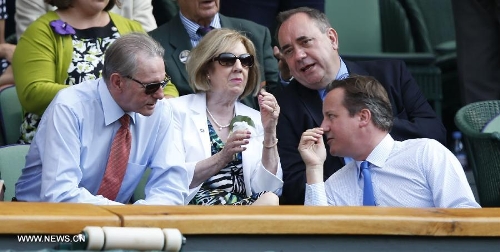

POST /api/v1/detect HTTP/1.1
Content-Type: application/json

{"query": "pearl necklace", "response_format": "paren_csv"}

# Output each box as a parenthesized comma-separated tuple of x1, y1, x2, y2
(206, 107, 232, 130)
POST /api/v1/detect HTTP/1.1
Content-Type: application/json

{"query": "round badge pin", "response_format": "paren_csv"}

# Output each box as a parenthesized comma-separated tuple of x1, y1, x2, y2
(179, 50, 190, 64)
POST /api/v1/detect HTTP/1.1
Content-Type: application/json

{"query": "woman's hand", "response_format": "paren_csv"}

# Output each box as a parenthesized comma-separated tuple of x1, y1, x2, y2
(258, 89, 279, 133)
(219, 129, 251, 163)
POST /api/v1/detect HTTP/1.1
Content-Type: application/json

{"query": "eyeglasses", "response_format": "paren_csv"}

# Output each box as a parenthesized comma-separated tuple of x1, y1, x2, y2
(126, 74, 171, 95)
(212, 53, 254, 68)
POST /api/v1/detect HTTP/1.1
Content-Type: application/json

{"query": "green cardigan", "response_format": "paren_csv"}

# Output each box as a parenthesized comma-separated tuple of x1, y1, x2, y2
(13, 11, 178, 116)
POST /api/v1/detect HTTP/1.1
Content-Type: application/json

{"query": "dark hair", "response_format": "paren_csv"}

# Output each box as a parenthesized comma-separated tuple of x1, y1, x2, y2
(326, 75, 394, 132)
(102, 32, 164, 83)
(275, 7, 331, 43)
(44, 0, 118, 11)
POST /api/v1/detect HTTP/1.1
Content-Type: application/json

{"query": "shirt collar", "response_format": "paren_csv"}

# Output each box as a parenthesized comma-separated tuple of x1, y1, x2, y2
(98, 78, 135, 126)
(356, 133, 394, 177)
(179, 12, 221, 41)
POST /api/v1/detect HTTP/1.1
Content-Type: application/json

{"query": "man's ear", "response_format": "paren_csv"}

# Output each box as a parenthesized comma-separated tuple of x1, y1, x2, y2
(359, 108, 371, 127)
(109, 73, 123, 92)
(327, 28, 339, 50)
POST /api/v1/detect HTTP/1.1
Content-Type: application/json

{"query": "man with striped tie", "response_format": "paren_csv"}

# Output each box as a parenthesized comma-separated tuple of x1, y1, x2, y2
(14, 33, 188, 205)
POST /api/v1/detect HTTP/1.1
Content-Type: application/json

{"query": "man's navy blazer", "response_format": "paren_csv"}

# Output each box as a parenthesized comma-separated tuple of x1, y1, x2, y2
(149, 13, 280, 108)
(275, 59, 446, 205)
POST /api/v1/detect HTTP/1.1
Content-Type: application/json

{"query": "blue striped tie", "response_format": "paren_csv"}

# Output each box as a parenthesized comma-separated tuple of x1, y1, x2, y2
(361, 161, 376, 206)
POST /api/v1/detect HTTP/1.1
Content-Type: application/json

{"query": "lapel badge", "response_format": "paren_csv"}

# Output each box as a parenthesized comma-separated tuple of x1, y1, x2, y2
(179, 50, 190, 64)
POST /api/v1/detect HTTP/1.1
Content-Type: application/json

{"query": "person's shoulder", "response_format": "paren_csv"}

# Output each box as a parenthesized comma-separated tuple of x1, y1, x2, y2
(53, 80, 99, 106)
(149, 14, 180, 36)
(346, 58, 406, 70)
(167, 93, 193, 105)
(398, 137, 445, 152)
(109, 12, 144, 31)
(275, 80, 307, 102)
(221, 14, 268, 32)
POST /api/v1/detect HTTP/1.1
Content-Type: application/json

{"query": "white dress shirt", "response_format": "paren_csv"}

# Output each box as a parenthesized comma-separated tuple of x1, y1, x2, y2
(15, 78, 188, 205)
(305, 134, 480, 208)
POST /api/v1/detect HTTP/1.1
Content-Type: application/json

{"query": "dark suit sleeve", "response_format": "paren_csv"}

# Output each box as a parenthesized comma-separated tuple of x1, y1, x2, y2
(386, 61, 447, 145)
(276, 105, 308, 205)
(275, 85, 343, 205)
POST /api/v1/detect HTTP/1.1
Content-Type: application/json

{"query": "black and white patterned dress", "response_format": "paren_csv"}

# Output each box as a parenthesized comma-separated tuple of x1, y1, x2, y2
(18, 21, 120, 143)
(189, 119, 267, 205)
(0, 0, 9, 74)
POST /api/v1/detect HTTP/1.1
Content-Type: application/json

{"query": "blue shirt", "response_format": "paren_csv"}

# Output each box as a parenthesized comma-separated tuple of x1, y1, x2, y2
(15, 79, 189, 205)
(305, 134, 480, 208)
(179, 12, 221, 47)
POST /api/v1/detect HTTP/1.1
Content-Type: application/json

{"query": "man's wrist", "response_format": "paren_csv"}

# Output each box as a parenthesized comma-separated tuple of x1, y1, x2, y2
(306, 164, 324, 184)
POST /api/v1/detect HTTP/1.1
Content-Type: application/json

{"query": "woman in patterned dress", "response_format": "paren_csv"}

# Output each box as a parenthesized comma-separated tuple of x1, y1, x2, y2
(168, 28, 283, 205)
(12, 0, 178, 144)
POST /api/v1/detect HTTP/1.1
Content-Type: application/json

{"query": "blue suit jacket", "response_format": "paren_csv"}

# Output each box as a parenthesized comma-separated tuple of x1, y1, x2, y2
(149, 13, 280, 108)
(275, 59, 446, 205)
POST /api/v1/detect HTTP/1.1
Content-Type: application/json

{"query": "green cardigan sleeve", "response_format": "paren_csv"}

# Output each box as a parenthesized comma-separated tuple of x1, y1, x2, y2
(13, 11, 68, 116)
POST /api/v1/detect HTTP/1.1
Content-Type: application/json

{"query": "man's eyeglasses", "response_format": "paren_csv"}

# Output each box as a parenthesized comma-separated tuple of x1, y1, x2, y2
(126, 74, 171, 95)
(212, 53, 254, 68)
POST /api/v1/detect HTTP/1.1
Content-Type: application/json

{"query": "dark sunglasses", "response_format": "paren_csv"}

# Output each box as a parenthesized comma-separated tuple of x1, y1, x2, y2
(126, 74, 171, 95)
(212, 53, 254, 68)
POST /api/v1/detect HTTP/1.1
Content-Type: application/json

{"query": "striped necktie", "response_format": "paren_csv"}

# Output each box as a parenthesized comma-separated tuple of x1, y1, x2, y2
(197, 26, 213, 36)
(98, 115, 132, 200)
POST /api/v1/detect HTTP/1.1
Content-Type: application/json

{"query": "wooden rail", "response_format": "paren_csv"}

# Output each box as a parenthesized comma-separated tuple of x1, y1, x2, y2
(1, 202, 500, 237)
(0, 202, 120, 234)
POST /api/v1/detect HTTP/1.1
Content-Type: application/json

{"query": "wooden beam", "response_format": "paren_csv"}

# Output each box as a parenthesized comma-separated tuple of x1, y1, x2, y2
(0, 202, 121, 234)
(102, 205, 500, 236)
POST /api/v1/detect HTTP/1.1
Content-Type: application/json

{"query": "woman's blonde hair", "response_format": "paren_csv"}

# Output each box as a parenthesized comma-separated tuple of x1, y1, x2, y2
(186, 28, 261, 99)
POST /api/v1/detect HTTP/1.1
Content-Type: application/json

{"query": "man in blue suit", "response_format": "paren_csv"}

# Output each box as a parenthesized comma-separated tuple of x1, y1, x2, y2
(274, 7, 446, 205)
(149, 0, 280, 109)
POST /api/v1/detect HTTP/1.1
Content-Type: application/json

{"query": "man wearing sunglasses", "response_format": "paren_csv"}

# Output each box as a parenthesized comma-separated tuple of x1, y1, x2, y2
(15, 33, 189, 205)
(149, 0, 280, 109)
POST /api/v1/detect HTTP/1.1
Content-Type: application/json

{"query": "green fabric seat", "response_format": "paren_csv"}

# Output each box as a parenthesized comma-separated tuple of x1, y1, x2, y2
(0, 144, 30, 201)
(325, 0, 443, 118)
(0, 85, 23, 145)
(455, 100, 500, 207)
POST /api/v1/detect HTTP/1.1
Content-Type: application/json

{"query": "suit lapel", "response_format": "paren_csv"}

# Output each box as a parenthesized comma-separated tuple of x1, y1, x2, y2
(294, 81, 324, 127)
(190, 94, 212, 158)
(344, 60, 370, 76)
(168, 15, 192, 85)
(219, 14, 236, 30)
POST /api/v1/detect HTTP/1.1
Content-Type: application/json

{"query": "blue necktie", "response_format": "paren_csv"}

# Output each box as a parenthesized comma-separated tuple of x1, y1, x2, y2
(197, 26, 213, 36)
(361, 161, 376, 206)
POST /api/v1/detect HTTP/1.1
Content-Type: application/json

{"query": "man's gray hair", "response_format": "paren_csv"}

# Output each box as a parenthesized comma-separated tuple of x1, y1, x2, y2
(102, 32, 165, 83)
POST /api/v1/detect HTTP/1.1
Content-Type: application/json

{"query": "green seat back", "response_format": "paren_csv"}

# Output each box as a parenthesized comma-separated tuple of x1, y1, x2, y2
(0, 85, 23, 145)
(0, 144, 30, 201)
(455, 100, 500, 207)
(325, 0, 382, 54)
